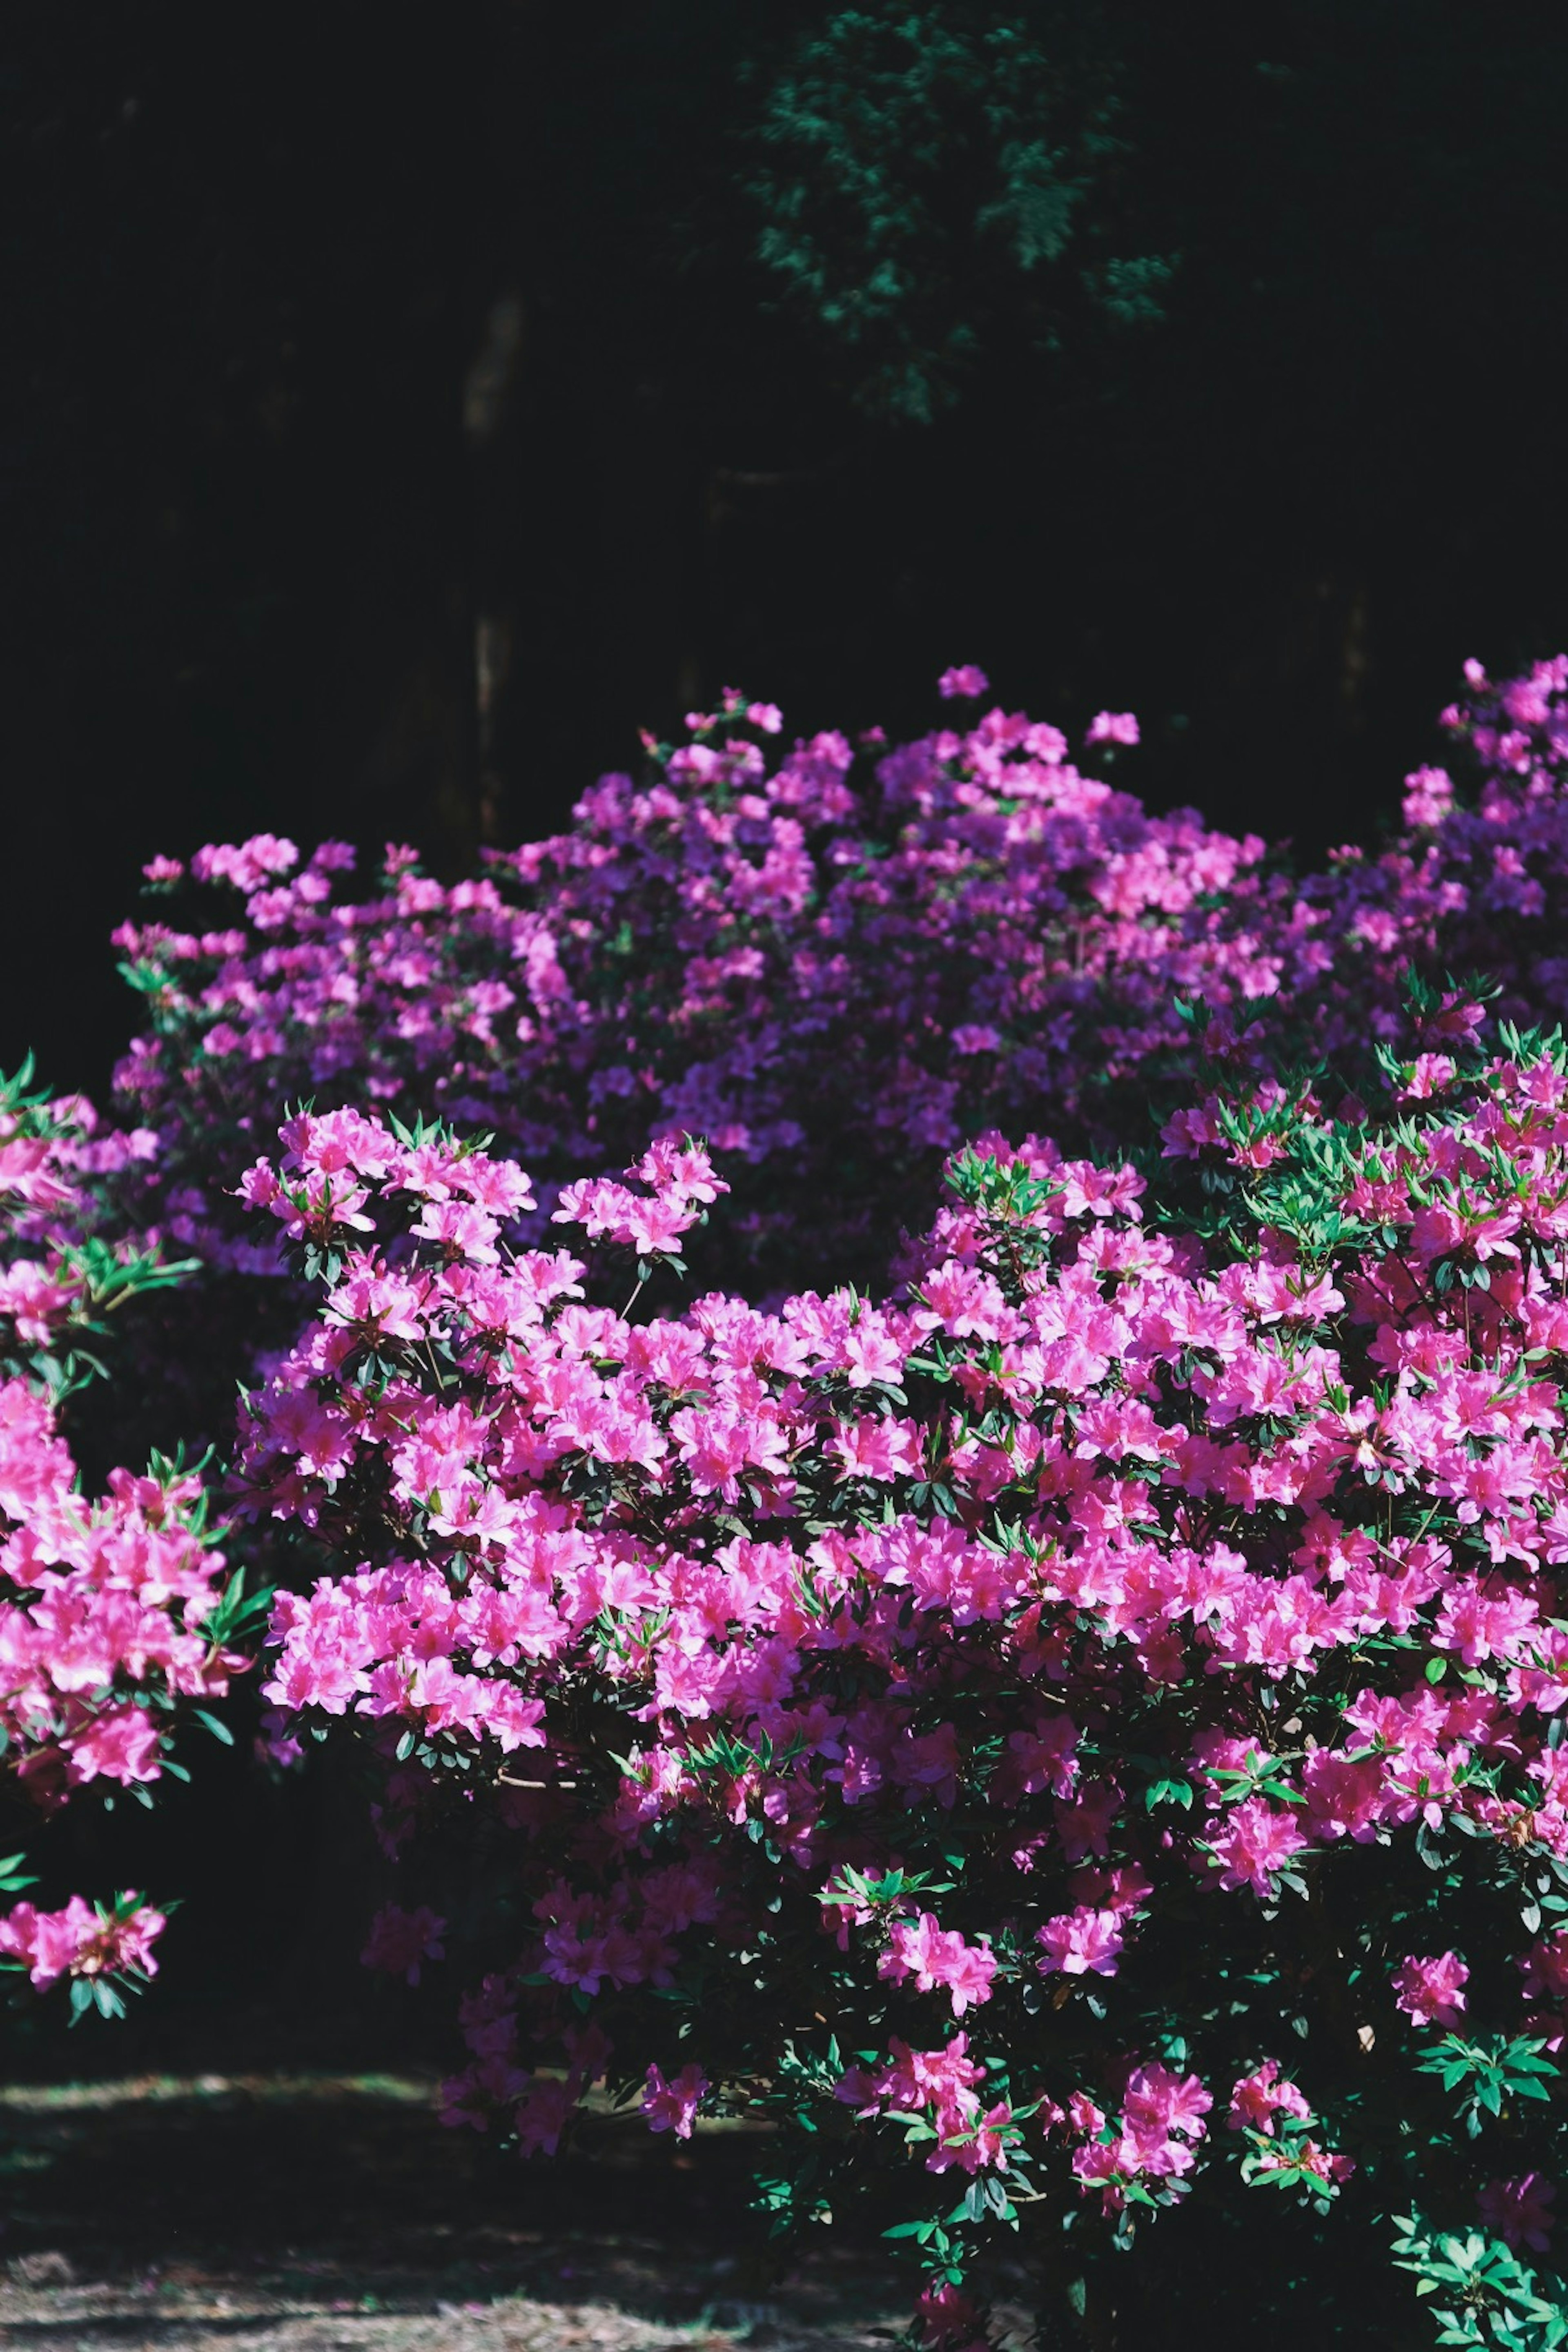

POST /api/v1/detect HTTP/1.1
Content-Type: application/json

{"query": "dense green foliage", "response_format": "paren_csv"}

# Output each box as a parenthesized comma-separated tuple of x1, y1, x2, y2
(748, 0, 1170, 421)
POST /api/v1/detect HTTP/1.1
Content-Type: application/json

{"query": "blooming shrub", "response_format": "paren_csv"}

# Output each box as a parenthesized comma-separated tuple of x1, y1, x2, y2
(229, 1000, 1568, 2342)
(0, 1064, 251, 2021)
(11, 651, 1568, 2329)
(105, 658, 1568, 1335)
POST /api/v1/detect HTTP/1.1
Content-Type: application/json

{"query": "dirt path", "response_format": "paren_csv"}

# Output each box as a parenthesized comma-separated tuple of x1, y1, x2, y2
(0, 2072, 921, 2352)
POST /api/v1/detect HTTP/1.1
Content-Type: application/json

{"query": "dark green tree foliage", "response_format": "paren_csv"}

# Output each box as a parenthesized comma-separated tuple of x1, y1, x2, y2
(747, 2, 1173, 421)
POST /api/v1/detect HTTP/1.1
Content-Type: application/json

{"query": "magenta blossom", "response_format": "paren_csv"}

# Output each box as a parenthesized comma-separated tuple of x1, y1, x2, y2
(1480, 2172, 1557, 2254)
(361, 1902, 448, 1986)
(1392, 1950, 1470, 2028)
(1227, 2060, 1314, 2136)
(0, 1894, 165, 1991)
(1086, 710, 1140, 747)
(641, 2061, 707, 2140)
(878, 1911, 997, 2016)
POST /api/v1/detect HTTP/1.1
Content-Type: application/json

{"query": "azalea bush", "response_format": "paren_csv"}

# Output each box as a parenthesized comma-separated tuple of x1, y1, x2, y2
(223, 995, 1568, 2343)
(0, 1064, 252, 2022)
(10, 653, 1568, 2335)
(104, 657, 1568, 1341)
(109, 684, 1306, 1317)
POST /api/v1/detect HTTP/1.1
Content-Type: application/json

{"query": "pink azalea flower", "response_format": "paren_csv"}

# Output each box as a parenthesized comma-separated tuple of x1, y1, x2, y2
(1480, 2173, 1556, 2254)
(1086, 710, 1140, 747)
(1036, 1907, 1125, 1978)
(878, 1912, 996, 2016)
(1227, 2060, 1313, 2136)
(1392, 1950, 1470, 2028)
(641, 2062, 707, 2140)
(361, 1903, 448, 1986)
(1207, 1798, 1310, 1895)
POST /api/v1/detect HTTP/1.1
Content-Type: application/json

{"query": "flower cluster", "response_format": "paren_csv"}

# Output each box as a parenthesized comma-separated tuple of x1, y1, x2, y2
(232, 1003, 1568, 2334)
(0, 1358, 245, 2022)
(0, 1061, 247, 2023)
(0, 1374, 241, 1810)
(0, 1891, 164, 2004)
(0, 1059, 186, 1401)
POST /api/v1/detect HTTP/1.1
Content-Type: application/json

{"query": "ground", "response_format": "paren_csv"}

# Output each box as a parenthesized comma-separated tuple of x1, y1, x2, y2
(0, 2070, 930, 2352)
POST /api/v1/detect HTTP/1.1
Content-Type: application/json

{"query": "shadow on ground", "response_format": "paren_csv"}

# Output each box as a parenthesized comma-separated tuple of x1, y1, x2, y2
(0, 2072, 923, 2352)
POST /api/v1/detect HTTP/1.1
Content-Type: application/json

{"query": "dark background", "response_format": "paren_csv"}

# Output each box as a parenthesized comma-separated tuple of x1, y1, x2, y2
(6, 0, 1568, 1098)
